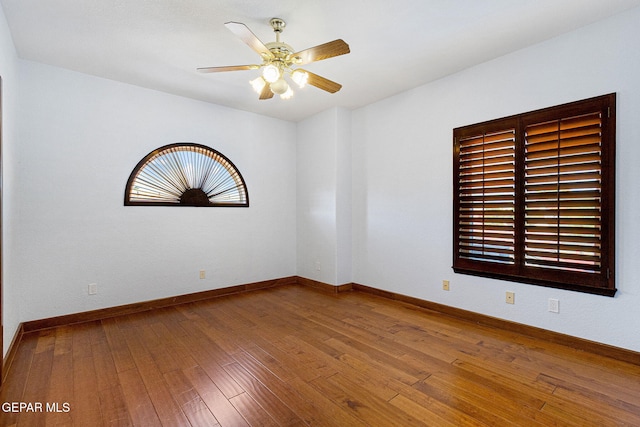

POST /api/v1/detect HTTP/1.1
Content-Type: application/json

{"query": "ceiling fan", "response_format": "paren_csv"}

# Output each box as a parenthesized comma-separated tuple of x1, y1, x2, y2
(197, 18, 350, 100)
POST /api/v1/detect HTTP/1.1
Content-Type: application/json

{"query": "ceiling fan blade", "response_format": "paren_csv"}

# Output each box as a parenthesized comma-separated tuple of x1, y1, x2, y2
(197, 65, 258, 73)
(259, 83, 274, 100)
(289, 39, 350, 65)
(225, 21, 274, 60)
(304, 70, 342, 93)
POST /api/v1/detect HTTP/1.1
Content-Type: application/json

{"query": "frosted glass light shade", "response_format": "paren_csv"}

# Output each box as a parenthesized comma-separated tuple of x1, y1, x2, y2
(270, 77, 289, 95)
(291, 69, 308, 88)
(250, 77, 266, 94)
(262, 64, 280, 83)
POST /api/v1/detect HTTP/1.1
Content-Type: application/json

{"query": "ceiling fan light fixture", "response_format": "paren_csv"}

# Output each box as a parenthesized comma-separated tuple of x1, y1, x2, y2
(270, 77, 289, 95)
(249, 76, 266, 94)
(291, 69, 308, 88)
(198, 18, 350, 101)
(262, 63, 280, 83)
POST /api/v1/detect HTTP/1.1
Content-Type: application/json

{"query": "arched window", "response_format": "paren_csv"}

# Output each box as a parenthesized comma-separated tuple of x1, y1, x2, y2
(124, 143, 249, 207)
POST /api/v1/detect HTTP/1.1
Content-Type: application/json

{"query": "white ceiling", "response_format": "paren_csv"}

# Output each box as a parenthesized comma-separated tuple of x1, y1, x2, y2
(2, 0, 640, 122)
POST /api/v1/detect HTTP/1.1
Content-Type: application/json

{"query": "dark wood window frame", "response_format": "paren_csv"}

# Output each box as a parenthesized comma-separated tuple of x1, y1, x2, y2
(453, 94, 616, 296)
(125, 143, 249, 207)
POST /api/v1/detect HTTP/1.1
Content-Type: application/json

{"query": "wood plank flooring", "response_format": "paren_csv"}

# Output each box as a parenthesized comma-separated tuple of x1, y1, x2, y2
(2, 285, 639, 426)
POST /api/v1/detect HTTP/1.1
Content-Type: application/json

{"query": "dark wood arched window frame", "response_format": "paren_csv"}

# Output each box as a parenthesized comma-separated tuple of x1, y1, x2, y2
(125, 143, 249, 207)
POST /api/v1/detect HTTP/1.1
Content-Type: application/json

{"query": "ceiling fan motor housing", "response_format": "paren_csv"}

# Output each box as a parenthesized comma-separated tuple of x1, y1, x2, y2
(265, 42, 296, 66)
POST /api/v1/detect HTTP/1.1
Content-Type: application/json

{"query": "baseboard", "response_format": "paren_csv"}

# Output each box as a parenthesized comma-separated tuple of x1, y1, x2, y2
(21, 276, 297, 333)
(296, 276, 353, 293)
(350, 282, 640, 366)
(2, 323, 24, 385)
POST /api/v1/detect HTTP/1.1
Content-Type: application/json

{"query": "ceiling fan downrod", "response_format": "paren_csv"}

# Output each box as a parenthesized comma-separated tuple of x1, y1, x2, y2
(270, 18, 286, 43)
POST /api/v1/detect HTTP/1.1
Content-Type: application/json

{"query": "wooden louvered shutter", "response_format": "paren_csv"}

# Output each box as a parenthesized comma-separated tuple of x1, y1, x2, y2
(524, 113, 603, 274)
(453, 93, 615, 296)
(457, 129, 516, 265)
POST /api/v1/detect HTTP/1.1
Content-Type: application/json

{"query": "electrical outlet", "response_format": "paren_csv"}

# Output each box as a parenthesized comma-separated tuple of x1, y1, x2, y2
(442, 280, 450, 291)
(199, 270, 206, 279)
(548, 298, 559, 313)
(506, 291, 515, 304)
(88, 283, 98, 295)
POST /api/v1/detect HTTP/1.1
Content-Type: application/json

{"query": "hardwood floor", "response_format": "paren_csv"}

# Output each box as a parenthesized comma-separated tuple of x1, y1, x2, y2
(1, 284, 639, 426)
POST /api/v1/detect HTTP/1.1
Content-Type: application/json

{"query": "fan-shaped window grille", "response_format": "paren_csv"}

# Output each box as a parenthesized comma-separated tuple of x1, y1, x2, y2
(125, 143, 249, 207)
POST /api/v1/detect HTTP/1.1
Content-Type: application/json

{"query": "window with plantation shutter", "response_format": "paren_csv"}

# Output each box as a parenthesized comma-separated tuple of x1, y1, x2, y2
(453, 94, 616, 296)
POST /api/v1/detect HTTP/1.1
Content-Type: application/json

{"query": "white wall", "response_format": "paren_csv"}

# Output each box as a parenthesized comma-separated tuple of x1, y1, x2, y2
(351, 7, 640, 352)
(0, 3, 20, 356)
(10, 60, 297, 328)
(335, 109, 352, 285)
(297, 107, 352, 285)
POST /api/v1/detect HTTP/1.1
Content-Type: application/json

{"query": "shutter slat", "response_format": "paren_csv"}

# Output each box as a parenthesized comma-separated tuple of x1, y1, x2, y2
(460, 225, 515, 234)
(526, 241, 600, 253)
(461, 157, 514, 169)
(461, 203, 515, 211)
(525, 253, 601, 268)
(526, 163, 601, 178)
(526, 132, 601, 151)
(526, 216, 601, 226)
(525, 181, 601, 193)
(526, 153, 601, 169)
(461, 179, 516, 190)
(526, 199, 601, 209)
(526, 143, 601, 161)
(525, 171, 600, 185)
(525, 226, 601, 237)
(525, 190, 601, 201)
(526, 237, 602, 246)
